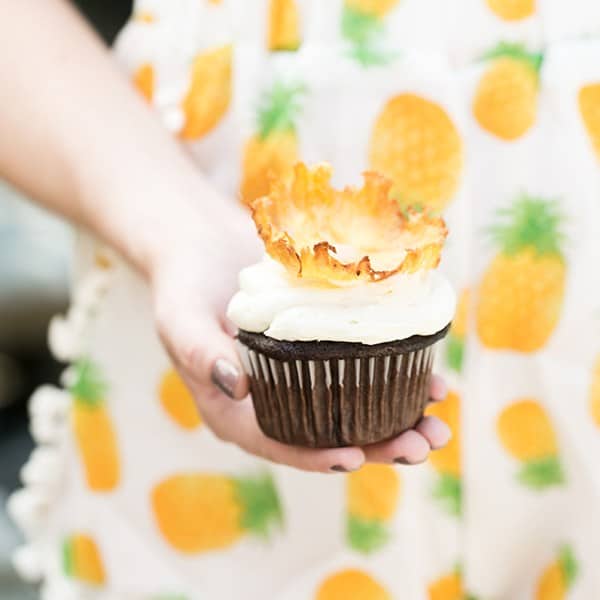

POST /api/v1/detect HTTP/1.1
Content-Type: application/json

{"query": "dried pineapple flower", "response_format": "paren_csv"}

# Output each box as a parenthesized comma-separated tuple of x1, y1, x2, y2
(250, 162, 448, 284)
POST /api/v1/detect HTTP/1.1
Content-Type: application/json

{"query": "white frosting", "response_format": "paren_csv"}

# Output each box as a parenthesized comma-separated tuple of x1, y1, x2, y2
(227, 257, 456, 345)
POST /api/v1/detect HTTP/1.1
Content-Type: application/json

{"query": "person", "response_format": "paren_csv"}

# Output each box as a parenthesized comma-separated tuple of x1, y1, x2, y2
(4, 1, 600, 599)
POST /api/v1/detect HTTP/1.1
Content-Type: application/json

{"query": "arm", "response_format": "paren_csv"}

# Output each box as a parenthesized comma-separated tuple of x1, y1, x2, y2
(0, 0, 450, 471)
(0, 0, 206, 273)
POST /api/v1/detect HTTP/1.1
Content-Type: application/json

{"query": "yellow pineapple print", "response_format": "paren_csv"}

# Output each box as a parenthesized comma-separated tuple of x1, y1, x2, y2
(579, 83, 600, 161)
(268, 0, 301, 51)
(497, 399, 564, 489)
(62, 534, 106, 586)
(370, 94, 463, 212)
(345, 0, 399, 17)
(158, 368, 202, 430)
(477, 194, 566, 352)
(70, 360, 120, 492)
(179, 45, 232, 140)
(589, 355, 600, 427)
(133, 10, 156, 23)
(346, 464, 401, 553)
(240, 80, 305, 206)
(315, 569, 391, 600)
(427, 568, 463, 600)
(426, 391, 462, 516)
(536, 546, 578, 600)
(133, 63, 154, 103)
(93, 244, 113, 270)
(473, 44, 542, 141)
(446, 288, 470, 373)
(341, 0, 399, 66)
(486, 0, 535, 21)
(152, 472, 282, 553)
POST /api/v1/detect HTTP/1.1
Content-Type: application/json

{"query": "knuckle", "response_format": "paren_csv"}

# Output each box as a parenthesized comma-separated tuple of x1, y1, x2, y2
(212, 427, 228, 443)
(207, 418, 232, 444)
(179, 340, 203, 375)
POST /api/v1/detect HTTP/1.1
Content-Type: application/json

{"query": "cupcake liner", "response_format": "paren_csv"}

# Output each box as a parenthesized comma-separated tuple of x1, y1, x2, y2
(236, 326, 449, 448)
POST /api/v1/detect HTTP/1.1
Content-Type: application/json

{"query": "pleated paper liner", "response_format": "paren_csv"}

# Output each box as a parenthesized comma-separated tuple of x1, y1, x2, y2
(236, 325, 450, 448)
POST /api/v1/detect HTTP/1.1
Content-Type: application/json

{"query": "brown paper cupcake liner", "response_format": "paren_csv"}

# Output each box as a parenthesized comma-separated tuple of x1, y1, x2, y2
(236, 325, 449, 448)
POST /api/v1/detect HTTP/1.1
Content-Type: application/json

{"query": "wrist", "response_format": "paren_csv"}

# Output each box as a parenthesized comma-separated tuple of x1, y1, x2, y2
(81, 166, 218, 281)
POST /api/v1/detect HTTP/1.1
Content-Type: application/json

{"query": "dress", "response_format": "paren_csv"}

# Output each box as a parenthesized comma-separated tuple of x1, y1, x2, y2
(7, 1, 600, 599)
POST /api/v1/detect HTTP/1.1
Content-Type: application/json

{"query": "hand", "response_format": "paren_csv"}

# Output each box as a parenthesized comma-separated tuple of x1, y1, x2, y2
(151, 199, 452, 473)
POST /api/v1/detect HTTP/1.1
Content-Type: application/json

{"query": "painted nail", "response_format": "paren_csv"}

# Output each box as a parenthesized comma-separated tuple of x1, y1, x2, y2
(330, 465, 348, 473)
(394, 457, 427, 465)
(211, 359, 240, 399)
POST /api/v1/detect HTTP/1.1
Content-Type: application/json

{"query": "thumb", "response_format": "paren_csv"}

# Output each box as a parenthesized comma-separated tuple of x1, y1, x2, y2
(158, 309, 249, 400)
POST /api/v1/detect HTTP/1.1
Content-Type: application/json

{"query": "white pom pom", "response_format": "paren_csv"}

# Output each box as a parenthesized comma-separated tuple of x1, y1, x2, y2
(20, 447, 63, 491)
(29, 386, 70, 418)
(6, 489, 49, 539)
(29, 387, 70, 444)
(48, 316, 82, 362)
(30, 415, 68, 445)
(60, 366, 78, 390)
(12, 544, 43, 583)
(40, 578, 86, 600)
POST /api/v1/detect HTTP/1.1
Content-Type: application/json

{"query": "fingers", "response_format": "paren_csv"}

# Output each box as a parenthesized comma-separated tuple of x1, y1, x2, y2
(363, 415, 451, 464)
(428, 373, 448, 403)
(207, 398, 366, 473)
(363, 429, 431, 464)
(255, 436, 366, 474)
(361, 373, 450, 465)
(415, 415, 452, 450)
(156, 305, 248, 400)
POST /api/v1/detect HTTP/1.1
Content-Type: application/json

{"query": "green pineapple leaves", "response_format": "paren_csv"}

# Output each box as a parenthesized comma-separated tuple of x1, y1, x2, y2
(445, 333, 465, 373)
(234, 472, 284, 538)
(517, 455, 565, 489)
(559, 544, 579, 588)
(257, 81, 306, 139)
(347, 515, 391, 554)
(69, 358, 107, 408)
(341, 5, 397, 67)
(432, 473, 462, 517)
(490, 194, 565, 258)
(481, 42, 544, 75)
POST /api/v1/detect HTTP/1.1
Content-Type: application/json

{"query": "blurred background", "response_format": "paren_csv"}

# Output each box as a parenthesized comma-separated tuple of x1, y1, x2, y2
(0, 2, 132, 598)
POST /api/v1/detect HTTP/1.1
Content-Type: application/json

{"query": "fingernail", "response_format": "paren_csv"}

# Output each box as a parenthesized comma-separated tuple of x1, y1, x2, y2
(211, 359, 240, 399)
(330, 465, 347, 472)
(394, 457, 427, 465)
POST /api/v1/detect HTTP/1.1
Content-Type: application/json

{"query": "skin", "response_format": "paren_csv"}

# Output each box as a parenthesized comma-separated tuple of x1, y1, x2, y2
(0, 0, 451, 472)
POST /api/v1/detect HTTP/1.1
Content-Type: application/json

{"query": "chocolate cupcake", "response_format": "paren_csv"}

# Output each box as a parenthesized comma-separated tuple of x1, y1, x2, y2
(228, 163, 455, 448)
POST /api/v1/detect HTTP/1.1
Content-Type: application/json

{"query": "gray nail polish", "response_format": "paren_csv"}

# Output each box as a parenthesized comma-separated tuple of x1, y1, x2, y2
(394, 457, 427, 465)
(330, 465, 348, 473)
(211, 359, 240, 399)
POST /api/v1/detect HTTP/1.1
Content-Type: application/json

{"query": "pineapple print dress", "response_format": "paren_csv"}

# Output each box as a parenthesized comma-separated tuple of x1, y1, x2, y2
(8, 1, 600, 599)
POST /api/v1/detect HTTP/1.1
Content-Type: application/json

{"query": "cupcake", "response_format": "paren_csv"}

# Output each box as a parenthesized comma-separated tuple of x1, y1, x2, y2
(228, 163, 455, 448)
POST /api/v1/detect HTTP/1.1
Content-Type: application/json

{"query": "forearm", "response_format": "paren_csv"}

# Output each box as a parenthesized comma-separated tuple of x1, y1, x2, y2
(0, 0, 213, 276)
